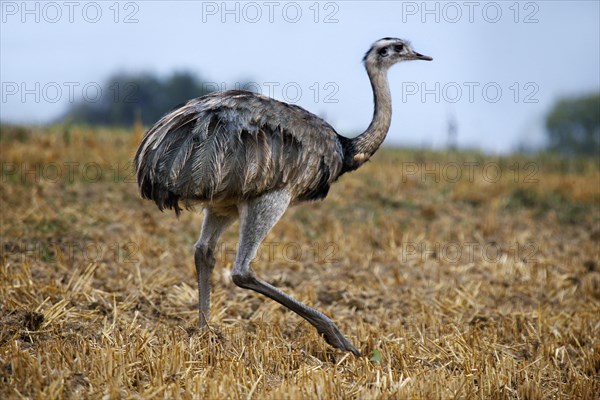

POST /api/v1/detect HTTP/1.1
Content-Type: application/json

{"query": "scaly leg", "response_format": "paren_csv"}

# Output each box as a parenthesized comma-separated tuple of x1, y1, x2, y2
(195, 207, 237, 328)
(231, 189, 360, 356)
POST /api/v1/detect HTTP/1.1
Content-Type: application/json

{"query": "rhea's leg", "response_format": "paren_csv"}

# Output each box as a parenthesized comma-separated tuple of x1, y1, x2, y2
(195, 207, 237, 328)
(230, 189, 360, 356)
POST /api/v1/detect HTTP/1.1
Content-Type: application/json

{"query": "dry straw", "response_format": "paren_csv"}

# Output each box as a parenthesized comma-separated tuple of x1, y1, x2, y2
(1, 125, 598, 399)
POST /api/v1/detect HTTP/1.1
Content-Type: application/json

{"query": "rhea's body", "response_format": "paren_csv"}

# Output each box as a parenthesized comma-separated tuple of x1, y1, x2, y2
(136, 90, 346, 214)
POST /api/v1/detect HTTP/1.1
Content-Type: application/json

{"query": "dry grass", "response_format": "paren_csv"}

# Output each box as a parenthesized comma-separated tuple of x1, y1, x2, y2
(1, 125, 599, 399)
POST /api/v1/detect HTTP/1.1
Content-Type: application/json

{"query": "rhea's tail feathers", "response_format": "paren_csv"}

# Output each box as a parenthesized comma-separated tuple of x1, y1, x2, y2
(138, 175, 183, 216)
(134, 108, 203, 216)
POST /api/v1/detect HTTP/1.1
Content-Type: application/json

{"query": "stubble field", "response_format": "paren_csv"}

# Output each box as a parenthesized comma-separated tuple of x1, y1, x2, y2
(1, 125, 599, 399)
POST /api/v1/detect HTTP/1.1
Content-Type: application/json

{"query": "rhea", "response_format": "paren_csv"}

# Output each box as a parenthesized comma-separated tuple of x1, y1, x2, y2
(135, 38, 432, 356)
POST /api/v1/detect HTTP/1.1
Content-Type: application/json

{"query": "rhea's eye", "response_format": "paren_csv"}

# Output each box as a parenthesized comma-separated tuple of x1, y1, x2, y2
(394, 44, 404, 52)
(378, 48, 389, 57)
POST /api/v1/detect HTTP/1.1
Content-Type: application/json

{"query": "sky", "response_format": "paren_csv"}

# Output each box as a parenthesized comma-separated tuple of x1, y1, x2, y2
(1, 0, 599, 153)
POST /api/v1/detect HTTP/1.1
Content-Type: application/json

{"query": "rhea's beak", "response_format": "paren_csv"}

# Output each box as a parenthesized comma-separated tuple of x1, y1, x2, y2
(413, 52, 433, 61)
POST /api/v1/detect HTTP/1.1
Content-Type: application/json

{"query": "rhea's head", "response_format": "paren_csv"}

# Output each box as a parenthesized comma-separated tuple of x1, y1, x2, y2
(363, 37, 432, 70)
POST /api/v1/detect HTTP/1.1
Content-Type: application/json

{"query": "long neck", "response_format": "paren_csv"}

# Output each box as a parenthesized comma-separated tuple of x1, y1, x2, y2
(342, 65, 392, 172)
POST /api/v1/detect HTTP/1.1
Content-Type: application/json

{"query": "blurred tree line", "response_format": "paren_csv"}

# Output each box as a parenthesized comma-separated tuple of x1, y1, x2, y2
(545, 93, 599, 157)
(65, 72, 213, 126)
(66, 72, 598, 158)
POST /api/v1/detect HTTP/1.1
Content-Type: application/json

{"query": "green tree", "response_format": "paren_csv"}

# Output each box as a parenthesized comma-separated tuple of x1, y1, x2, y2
(546, 93, 600, 157)
(65, 72, 213, 126)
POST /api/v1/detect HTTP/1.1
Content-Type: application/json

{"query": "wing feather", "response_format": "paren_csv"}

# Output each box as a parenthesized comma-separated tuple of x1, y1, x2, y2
(134, 90, 345, 214)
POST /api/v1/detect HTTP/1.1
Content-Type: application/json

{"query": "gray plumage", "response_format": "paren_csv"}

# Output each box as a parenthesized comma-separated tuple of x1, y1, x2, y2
(136, 91, 343, 214)
(134, 38, 432, 356)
